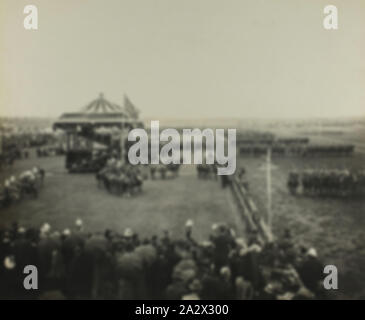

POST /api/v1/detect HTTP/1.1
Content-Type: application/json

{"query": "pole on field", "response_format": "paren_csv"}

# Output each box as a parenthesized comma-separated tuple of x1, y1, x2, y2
(266, 147, 272, 231)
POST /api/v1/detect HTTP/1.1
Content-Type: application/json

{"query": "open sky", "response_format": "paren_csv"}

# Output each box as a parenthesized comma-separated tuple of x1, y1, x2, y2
(0, 0, 364, 119)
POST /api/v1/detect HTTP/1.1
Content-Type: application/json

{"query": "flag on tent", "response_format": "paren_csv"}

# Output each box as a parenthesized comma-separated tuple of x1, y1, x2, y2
(124, 95, 139, 120)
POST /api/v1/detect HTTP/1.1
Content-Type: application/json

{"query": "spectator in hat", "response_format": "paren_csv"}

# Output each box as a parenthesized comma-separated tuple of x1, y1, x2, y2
(296, 248, 324, 294)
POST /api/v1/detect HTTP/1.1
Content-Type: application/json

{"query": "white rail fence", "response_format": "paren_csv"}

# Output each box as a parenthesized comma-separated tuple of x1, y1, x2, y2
(230, 176, 273, 243)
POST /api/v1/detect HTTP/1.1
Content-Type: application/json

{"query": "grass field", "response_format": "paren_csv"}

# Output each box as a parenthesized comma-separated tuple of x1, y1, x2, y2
(238, 154, 365, 299)
(0, 154, 244, 242)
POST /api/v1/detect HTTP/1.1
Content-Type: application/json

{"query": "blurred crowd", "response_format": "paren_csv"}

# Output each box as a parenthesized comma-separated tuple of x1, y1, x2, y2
(302, 145, 355, 157)
(96, 158, 144, 196)
(196, 164, 238, 190)
(239, 144, 354, 157)
(0, 145, 26, 168)
(0, 220, 327, 300)
(0, 126, 62, 168)
(0, 167, 45, 207)
(288, 169, 365, 197)
(36, 147, 64, 158)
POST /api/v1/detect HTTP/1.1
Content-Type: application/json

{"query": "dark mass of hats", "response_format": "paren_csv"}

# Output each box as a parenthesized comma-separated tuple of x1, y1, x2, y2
(0, 220, 326, 300)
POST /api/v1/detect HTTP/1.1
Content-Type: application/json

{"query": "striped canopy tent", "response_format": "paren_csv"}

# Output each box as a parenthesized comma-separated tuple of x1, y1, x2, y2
(53, 93, 142, 131)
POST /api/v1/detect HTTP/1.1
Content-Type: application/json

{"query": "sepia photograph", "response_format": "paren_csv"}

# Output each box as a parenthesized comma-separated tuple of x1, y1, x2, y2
(0, 0, 364, 303)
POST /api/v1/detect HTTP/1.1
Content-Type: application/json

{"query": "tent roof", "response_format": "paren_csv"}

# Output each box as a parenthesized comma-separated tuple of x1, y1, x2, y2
(80, 92, 126, 115)
(53, 93, 142, 130)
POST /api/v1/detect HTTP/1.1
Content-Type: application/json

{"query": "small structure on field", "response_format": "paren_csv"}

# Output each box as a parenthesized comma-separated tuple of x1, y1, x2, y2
(53, 93, 143, 172)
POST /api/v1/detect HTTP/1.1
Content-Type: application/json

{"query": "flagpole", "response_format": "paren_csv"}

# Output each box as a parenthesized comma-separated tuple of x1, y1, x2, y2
(266, 147, 272, 231)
